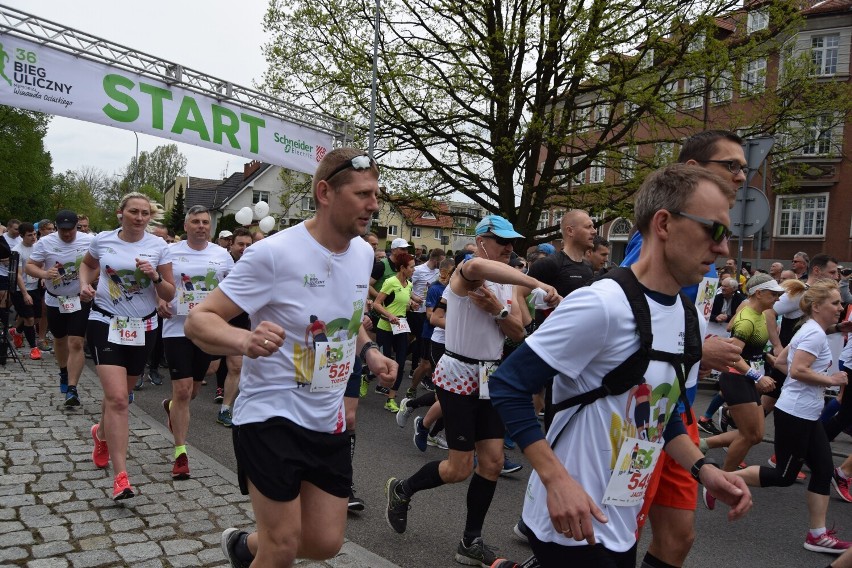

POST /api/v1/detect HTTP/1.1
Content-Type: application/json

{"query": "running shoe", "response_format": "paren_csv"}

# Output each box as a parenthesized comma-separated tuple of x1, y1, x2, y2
(348, 488, 365, 512)
(767, 454, 807, 481)
(64, 388, 80, 407)
(385, 477, 410, 534)
(91, 424, 109, 468)
(413, 416, 428, 452)
(10, 328, 23, 349)
(162, 399, 172, 432)
(702, 486, 716, 510)
(832, 468, 852, 503)
(804, 529, 852, 554)
(422, 381, 436, 392)
(221, 528, 252, 568)
(501, 456, 523, 476)
(148, 368, 163, 386)
(513, 518, 533, 542)
(217, 408, 233, 427)
(359, 376, 369, 398)
(427, 432, 448, 450)
(504, 434, 516, 450)
(38, 339, 52, 352)
(375, 385, 390, 395)
(214, 387, 224, 404)
(406, 387, 417, 399)
(697, 417, 721, 436)
(172, 453, 190, 480)
(455, 537, 500, 567)
(29, 346, 41, 360)
(59, 375, 68, 394)
(112, 471, 135, 501)
(384, 399, 400, 413)
(396, 397, 413, 428)
(128, 392, 134, 405)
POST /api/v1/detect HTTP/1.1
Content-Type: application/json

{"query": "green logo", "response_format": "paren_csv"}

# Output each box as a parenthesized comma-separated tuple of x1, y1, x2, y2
(0, 42, 12, 86)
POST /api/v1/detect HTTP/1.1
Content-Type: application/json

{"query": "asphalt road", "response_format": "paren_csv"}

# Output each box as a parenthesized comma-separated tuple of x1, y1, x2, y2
(126, 362, 852, 568)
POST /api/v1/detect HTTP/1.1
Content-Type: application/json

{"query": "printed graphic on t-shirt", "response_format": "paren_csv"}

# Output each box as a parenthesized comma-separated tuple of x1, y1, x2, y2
(47, 257, 84, 291)
(292, 298, 366, 386)
(104, 262, 153, 305)
(609, 379, 679, 469)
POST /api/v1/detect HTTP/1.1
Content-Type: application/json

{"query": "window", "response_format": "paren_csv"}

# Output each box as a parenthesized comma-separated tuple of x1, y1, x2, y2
(554, 209, 564, 226)
(684, 76, 705, 109)
(801, 115, 837, 156)
(388, 225, 398, 236)
(711, 70, 733, 104)
(411, 227, 421, 238)
(638, 48, 654, 70)
(609, 217, 633, 241)
(777, 194, 827, 237)
(747, 9, 769, 34)
(598, 63, 610, 82)
(688, 32, 704, 53)
(538, 210, 550, 231)
(620, 146, 638, 181)
(421, 212, 436, 220)
(252, 190, 270, 204)
(575, 106, 591, 132)
(662, 81, 678, 112)
(573, 155, 586, 185)
(624, 100, 639, 117)
(741, 58, 766, 95)
(655, 143, 674, 166)
(589, 161, 606, 184)
(301, 197, 316, 211)
(433, 228, 441, 239)
(811, 34, 839, 76)
(593, 103, 610, 127)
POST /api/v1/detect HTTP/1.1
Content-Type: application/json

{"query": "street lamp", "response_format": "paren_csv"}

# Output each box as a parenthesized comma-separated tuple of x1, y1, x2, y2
(133, 131, 139, 190)
(369, 0, 379, 158)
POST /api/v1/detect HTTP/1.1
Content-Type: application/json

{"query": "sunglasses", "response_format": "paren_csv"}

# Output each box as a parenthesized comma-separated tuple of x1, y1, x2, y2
(670, 211, 732, 244)
(700, 159, 750, 176)
(480, 234, 516, 246)
(323, 155, 375, 182)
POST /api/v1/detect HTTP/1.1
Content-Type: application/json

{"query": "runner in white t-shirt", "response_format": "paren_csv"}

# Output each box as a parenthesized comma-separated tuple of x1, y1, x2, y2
(158, 206, 233, 481)
(11, 223, 42, 359)
(185, 148, 397, 568)
(78, 193, 175, 502)
(27, 212, 94, 404)
(490, 165, 752, 567)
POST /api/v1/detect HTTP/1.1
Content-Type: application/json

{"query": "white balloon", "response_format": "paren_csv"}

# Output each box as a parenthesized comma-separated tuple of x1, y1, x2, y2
(259, 216, 276, 233)
(254, 201, 270, 219)
(235, 207, 253, 225)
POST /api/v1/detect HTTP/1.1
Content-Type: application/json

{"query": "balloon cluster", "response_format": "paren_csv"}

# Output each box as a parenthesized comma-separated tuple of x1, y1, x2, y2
(235, 201, 275, 233)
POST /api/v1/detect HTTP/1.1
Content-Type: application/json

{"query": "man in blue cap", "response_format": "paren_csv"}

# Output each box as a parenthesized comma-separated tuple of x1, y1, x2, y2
(385, 214, 559, 566)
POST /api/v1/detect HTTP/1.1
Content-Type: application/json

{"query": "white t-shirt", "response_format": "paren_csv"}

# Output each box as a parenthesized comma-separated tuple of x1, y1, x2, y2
(12, 242, 38, 291)
(774, 291, 804, 319)
(776, 318, 834, 421)
(840, 309, 852, 366)
(411, 263, 439, 313)
(218, 222, 374, 433)
(87, 229, 170, 323)
(162, 241, 234, 338)
(30, 232, 94, 307)
(0, 234, 21, 277)
(521, 278, 693, 553)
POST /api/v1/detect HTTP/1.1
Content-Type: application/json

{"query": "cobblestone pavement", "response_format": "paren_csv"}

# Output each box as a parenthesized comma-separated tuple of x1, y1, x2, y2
(0, 352, 399, 568)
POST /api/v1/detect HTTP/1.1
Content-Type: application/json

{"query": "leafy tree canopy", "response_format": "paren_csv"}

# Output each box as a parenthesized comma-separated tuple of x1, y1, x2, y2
(0, 105, 53, 222)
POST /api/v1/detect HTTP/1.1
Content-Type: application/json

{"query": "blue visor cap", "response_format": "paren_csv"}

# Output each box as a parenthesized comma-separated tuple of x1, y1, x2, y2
(474, 215, 524, 239)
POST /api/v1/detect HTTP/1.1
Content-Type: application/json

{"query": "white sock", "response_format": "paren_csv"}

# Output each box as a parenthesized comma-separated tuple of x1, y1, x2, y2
(220, 405, 230, 413)
(810, 527, 827, 538)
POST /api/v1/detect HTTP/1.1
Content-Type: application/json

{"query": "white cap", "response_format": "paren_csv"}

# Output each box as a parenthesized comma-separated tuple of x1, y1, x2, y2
(218, 230, 233, 238)
(390, 238, 410, 249)
(748, 279, 785, 295)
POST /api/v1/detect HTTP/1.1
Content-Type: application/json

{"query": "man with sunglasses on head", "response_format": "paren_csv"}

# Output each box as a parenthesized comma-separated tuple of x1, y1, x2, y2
(490, 164, 752, 568)
(614, 130, 748, 568)
(385, 214, 559, 567)
(186, 148, 397, 568)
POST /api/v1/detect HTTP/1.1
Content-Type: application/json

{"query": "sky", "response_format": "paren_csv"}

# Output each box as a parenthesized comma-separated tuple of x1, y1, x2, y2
(3, 0, 272, 180)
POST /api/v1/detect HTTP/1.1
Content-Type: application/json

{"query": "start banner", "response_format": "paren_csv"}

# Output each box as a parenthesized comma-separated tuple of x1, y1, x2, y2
(0, 33, 332, 174)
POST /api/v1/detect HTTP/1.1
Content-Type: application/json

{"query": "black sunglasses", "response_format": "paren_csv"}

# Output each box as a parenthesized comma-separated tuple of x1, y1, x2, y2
(480, 234, 516, 246)
(699, 159, 750, 176)
(670, 211, 732, 244)
(323, 155, 375, 182)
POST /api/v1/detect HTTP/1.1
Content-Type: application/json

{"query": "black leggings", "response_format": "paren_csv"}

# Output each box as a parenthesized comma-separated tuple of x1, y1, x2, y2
(824, 367, 852, 441)
(376, 328, 408, 392)
(529, 533, 637, 568)
(758, 408, 833, 495)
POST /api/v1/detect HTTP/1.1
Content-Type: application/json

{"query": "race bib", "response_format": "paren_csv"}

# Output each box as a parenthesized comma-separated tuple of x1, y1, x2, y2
(602, 437, 663, 507)
(479, 361, 498, 400)
(57, 295, 82, 314)
(107, 316, 146, 346)
(391, 317, 411, 335)
(310, 339, 357, 392)
(177, 289, 209, 316)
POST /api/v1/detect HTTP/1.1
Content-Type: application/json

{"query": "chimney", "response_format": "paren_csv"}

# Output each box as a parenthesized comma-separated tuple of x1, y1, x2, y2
(244, 160, 262, 180)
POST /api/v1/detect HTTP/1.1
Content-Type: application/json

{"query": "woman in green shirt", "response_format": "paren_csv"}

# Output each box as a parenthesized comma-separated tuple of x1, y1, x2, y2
(373, 253, 416, 412)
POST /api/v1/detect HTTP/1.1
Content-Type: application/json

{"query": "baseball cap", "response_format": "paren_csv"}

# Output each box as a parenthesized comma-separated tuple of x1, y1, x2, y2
(748, 279, 785, 295)
(474, 215, 524, 239)
(390, 238, 411, 249)
(218, 230, 233, 239)
(537, 243, 556, 255)
(55, 210, 78, 230)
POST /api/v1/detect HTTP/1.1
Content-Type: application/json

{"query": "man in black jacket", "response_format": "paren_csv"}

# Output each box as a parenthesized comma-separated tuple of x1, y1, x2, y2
(709, 277, 745, 326)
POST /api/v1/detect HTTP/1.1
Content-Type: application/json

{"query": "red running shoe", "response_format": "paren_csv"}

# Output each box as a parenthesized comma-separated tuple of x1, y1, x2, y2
(112, 471, 135, 501)
(90, 424, 109, 468)
(172, 453, 190, 480)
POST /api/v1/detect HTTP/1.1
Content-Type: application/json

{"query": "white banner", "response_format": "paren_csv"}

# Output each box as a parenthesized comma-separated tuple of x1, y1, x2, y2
(0, 34, 333, 174)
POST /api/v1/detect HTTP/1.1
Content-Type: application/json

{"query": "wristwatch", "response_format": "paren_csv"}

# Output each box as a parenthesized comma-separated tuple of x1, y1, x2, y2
(690, 457, 719, 483)
(359, 341, 379, 363)
(494, 306, 510, 320)
(152, 272, 163, 284)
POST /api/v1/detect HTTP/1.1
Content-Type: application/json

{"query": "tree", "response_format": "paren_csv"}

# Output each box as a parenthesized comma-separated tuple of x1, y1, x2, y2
(49, 170, 103, 228)
(165, 184, 186, 235)
(0, 105, 53, 221)
(123, 143, 187, 196)
(262, 0, 852, 244)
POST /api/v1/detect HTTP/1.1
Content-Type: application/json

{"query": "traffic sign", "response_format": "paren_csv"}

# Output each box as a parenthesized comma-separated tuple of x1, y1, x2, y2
(729, 186, 771, 238)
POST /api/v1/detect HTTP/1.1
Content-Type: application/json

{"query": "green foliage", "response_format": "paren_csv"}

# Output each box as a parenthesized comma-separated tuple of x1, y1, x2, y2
(216, 213, 238, 234)
(0, 105, 53, 222)
(165, 185, 186, 235)
(262, 0, 852, 245)
(121, 143, 188, 196)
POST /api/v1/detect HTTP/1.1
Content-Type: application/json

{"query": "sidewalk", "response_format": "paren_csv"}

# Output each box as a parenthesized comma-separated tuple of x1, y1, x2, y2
(0, 352, 399, 568)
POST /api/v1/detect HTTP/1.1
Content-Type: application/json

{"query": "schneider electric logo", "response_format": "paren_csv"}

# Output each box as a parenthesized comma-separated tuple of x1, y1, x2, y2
(274, 133, 314, 157)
